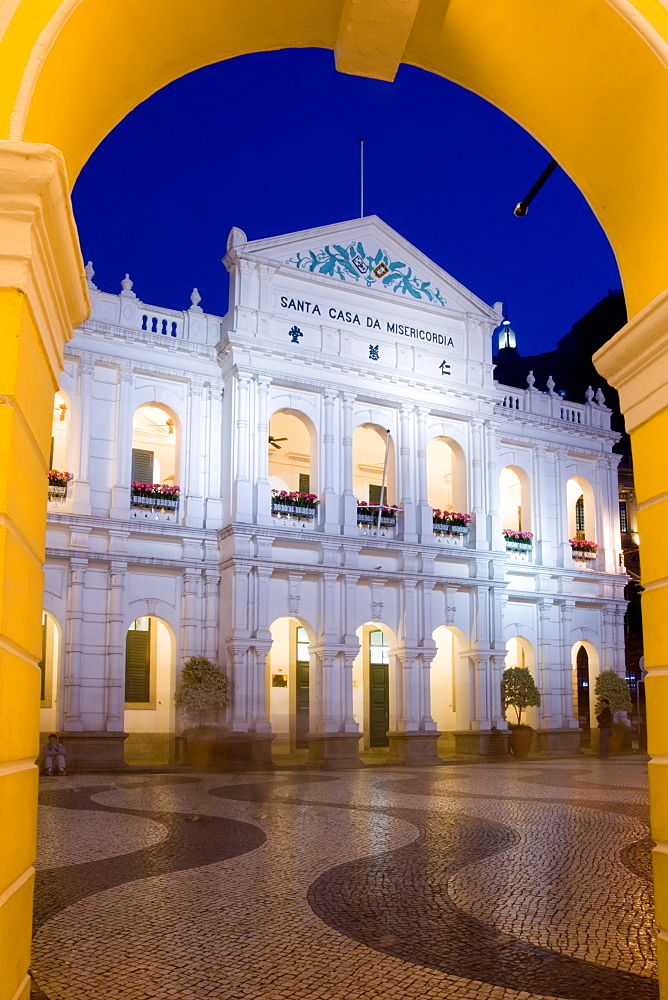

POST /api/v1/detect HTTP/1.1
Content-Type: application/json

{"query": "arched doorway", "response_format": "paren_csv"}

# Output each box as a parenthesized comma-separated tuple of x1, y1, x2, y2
(571, 640, 600, 742)
(266, 615, 314, 754)
(39, 611, 62, 738)
(352, 622, 396, 751)
(124, 615, 175, 765)
(430, 625, 468, 753)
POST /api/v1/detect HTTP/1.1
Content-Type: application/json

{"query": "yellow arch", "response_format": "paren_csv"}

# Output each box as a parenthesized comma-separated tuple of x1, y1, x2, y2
(2, 3, 668, 998)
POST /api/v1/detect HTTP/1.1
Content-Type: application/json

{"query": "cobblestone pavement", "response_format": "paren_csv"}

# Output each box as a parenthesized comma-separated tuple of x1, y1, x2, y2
(31, 759, 657, 1000)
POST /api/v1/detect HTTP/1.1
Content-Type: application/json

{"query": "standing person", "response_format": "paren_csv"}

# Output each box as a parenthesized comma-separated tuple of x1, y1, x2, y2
(596, 698, 613, 758)
(42, 734, 67, 776)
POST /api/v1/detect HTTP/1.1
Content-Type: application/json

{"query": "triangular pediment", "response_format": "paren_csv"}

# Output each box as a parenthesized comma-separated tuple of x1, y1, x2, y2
(230, 217, 496, 320)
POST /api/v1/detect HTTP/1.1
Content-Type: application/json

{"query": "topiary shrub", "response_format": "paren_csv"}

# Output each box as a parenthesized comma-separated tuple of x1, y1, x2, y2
(502, 666, 542, 728)
(594, 669, 633, 713)
(175, 656, 229, 729)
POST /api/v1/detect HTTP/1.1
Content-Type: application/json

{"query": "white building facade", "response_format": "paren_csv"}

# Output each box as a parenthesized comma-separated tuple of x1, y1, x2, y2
(41, 218, 626, 768)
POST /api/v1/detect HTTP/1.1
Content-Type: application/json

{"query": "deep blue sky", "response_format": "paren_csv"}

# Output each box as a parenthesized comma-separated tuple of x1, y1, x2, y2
(72, 49, 621, 356)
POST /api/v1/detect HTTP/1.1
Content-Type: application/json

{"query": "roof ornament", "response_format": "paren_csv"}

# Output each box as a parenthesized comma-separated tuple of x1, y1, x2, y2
(189, 288, 203, 313)
(84, 261, 97, 290)
(585, 386, 595, 403)
(595, 387, 606, 406)
(227, 227, 247, 252)
(546, 375, 556, 395)
(526, 370, 535, 389)
(120, 273, 136, 298)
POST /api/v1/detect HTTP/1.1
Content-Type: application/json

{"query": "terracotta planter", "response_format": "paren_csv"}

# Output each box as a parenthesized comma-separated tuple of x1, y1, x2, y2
(509, 728, 533, 758)
(185, 728, 220, 767)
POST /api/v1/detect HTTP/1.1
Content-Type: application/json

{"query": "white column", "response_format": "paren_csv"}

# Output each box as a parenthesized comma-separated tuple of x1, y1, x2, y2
(249, 639, 272, 733)
(181, 572, 200, 661)
(233, 371, 253, 522)
(256, 375, 273, 526)
(63, 560, 87, 731)
(341, 391, 358, 532)
(110, 364, 134, 519)
(559, 602, 579, 728)
(531, 444, 551, 565)
(416, 405, 432, 537)
(537, 599, 559, 727)
(105, 561, 127, 732)
(184, 381, 204, 527)
(321, 389, 339, 532)
(205, 383, 223, 529)
(601, 606, 617, 672)
(398, 404, 417, 541)
(471, 654, 491, 730)
(71, 360, 94, 515)
(484, 420, 501, 548)
(203, 574, 220, 660)
(228, 643, 249, 732)
(470, 418, 486, 548)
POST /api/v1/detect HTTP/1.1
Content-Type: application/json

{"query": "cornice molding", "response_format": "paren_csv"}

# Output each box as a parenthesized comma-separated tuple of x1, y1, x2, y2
(594, 285, 668, 432)
(0, 141, 89, 375)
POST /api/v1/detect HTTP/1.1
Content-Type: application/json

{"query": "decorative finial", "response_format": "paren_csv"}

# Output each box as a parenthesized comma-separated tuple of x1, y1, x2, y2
(120, 273, 136, 297)
(189, 288, 203, 313)
(85, 261, 97, 290)
(546, 375, 556, 395)
(595, 387, 606, 406)
(526, 370, 535, 389)
(585, 385, 595, 403)
(226, 227, 247, 252)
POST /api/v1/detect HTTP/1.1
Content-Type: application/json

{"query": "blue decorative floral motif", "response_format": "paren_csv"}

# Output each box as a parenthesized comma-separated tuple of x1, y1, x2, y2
(286, 241, 447, 305)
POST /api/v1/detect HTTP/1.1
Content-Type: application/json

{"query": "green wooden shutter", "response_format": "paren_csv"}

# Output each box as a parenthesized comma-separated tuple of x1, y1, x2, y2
(368, 484, 386, 505)
(125, 625, 151, 702)
(131, 449, 154, 483)
(298, 473, 310, 493)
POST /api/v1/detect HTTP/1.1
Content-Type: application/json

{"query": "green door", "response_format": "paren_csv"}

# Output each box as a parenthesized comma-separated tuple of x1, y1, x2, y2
(368, 629, 389, 747)
(295, 627, 310, 749)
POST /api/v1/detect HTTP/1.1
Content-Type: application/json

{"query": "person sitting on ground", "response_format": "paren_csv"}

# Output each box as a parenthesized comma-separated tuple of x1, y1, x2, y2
(43, 734, 67, 776)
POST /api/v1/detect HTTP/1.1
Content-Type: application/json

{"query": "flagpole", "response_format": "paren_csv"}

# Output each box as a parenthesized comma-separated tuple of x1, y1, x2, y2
(376, 429, 391, 533)
(360, 139, 365, 218)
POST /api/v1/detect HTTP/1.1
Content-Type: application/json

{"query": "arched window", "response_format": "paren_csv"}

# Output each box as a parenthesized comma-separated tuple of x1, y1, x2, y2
(50, 390, 70, 472)
(500, 466, 530, 533)
(353, 424, 395, 506)
(131, 404, 178, 487)
(268, 410, 314, 495)
(427, 437, 466, 513)
(566, 477, 595, 543)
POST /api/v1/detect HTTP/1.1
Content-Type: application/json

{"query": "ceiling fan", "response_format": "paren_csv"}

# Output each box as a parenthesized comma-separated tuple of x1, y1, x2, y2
(268, 435, 288, 450)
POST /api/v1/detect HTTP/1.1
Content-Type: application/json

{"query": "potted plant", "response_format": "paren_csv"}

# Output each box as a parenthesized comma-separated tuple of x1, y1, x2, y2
(594, 669, 633, 753)
(432, 508, 471, 535)
(47, 469, 72, 500)
(502, 529, 534, 551)
(174, 656, 229, 766)
(502, 666, 541, 757)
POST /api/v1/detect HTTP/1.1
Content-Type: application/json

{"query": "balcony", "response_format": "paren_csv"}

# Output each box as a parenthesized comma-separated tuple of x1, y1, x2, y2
(357, 504, 398, 538)
(131, 483, 180, 522)
(271, 490, 318, 530)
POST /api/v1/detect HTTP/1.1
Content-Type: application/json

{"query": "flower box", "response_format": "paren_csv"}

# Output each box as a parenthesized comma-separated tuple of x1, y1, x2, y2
(271, 502, 317, 520)
(570, 538, 598, 560)
(357, 505, 398, 527)
(131, 493, 180, 511)
(505, 539, 533, 551)
(48, 483, 68, 501)
(433, 522, 469, 535)
(572, 548, 597, 560)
